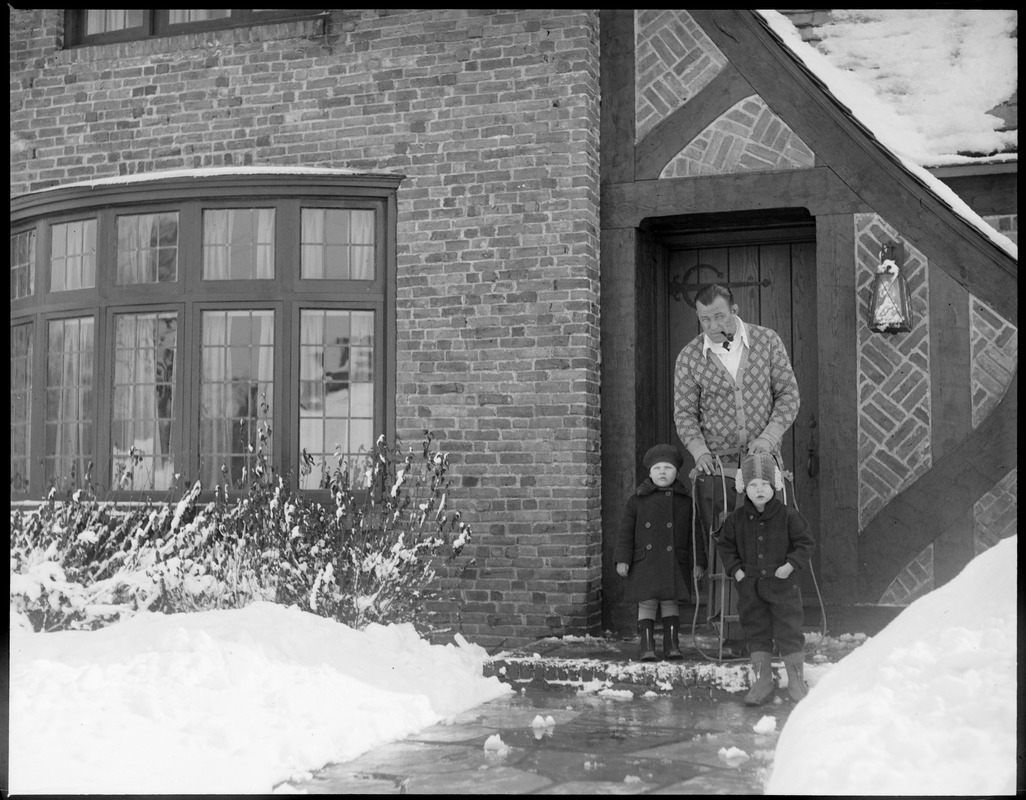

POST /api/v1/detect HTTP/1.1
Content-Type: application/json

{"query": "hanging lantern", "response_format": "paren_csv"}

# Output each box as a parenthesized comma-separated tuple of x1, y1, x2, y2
(868, 242, 913, 333)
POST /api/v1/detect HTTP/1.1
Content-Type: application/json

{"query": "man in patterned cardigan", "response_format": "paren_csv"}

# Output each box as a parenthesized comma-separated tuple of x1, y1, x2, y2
(674, 284, 800, 477)
(674, 283, 801, 649)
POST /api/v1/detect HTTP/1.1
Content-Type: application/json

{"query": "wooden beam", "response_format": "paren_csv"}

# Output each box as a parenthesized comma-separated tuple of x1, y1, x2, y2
(600, 226, 639, 630)
(602, 167, 869, 229)
(815, 215, 859, 604)
(600, 10, 636, 186)
(858, 369, 1017, 602)
(689, 9, 1017, 326)
(929, 266, 974, 589)
(635, 64, 754, 180)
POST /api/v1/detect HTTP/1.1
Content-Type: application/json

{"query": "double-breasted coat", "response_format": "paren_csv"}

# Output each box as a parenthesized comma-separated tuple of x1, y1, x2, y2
(614, 477, 705, 602)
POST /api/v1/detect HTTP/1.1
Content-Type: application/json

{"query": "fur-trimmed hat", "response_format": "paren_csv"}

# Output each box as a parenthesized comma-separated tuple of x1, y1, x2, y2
(735, 452, 783, 493)
(643, 444, 684, 471)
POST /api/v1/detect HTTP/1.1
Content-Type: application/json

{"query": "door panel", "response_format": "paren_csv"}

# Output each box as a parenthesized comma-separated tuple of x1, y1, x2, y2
(662, 231, 821, 598)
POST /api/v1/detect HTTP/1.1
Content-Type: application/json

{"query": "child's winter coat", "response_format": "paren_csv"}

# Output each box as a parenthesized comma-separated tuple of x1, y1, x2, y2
(614, 477, 705, 602)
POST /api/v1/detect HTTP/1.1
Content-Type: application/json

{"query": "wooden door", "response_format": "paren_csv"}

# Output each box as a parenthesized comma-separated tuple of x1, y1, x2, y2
(659, 226, 821, 598)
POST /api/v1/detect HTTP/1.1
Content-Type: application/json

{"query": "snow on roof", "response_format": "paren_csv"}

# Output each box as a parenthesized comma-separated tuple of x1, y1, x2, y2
(25, 165, 404, 195)
(778, 9, 1017, 167)
(759, 10, 1017, 261)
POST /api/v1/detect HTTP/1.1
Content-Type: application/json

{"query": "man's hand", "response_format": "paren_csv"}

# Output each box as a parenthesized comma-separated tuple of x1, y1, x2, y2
(774, 563, 794, 579)
(748, 438, 773, 454)
(695, 453, 715, 475)
(693, 565, 705, 580)
(734, 569, 745, 582)
(616, 562, 629, 577)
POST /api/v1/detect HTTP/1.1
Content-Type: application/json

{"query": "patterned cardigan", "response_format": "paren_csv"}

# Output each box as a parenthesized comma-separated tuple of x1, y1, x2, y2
(673, 323, 800, 462)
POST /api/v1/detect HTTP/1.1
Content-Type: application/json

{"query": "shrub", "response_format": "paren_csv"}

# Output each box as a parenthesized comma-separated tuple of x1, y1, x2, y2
(9, 431, 471, 633)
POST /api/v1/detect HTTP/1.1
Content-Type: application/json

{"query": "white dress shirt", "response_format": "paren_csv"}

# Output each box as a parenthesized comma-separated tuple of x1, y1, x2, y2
(702, 317, 750, 382)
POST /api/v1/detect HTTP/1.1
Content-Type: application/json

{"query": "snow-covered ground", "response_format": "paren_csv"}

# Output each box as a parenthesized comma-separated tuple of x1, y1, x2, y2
(9, 602, 511, 794)
(767, 534, 1017, 795)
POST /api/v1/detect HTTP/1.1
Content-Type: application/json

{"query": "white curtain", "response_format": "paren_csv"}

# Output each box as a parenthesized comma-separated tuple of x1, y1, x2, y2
(200, 312, 230, 487)
(203, 211, 234, 280)
(48, 318, 93, 490)
(112, 314, 164, 491)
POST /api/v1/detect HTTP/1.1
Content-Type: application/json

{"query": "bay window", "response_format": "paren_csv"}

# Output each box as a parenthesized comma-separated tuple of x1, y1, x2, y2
(10, 172, 399, 499)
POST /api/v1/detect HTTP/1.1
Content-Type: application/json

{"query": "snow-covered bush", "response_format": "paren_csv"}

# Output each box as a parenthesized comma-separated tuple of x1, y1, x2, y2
(10, 431, 471, 632)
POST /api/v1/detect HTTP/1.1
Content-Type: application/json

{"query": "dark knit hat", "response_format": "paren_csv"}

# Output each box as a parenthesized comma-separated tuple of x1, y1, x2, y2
(643, 444, 683, 470)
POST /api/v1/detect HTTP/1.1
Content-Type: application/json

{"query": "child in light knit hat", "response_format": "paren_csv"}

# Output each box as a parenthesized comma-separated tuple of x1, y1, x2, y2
(614, 444, 706, 662)
(716, 452, 815, 704)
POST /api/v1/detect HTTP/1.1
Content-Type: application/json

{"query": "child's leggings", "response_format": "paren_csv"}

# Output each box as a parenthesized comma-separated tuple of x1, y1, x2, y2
(638, 599, 679, 621)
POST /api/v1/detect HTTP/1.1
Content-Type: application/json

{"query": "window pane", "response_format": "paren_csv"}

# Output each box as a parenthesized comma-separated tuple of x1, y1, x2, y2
(199, 309, 274, 488)
(116, 212, 179, 284)
(50, 220, 97, 292)
(300, 208, 376, 280)
(299, 309, 376, 488)
(45, 317, 94, 490)
(202, 209, 275, 280)
(169, 10, 232, 24)
(85, 10, 144, 34)
(112, 312, 178, 491)
(11, 323, 33, 492)
(10, 230, 36, 300)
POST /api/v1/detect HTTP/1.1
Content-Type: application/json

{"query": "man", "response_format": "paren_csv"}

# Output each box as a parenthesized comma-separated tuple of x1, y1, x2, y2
(674, 284, 800, 480)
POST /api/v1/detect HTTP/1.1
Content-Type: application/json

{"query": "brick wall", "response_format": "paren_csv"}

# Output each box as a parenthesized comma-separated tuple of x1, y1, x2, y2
(9, 8, 603, 648)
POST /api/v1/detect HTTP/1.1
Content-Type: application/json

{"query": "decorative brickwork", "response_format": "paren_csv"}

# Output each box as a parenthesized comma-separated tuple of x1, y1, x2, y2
(878, 543, 934, 605)
(660, 95, 815, 178)
(854, 214, 932, 528)
(974, 469, 1017, 555)
(970, 297, 1018, 427)
(634, 10, 726, 143)
(10, 8, 603, 648)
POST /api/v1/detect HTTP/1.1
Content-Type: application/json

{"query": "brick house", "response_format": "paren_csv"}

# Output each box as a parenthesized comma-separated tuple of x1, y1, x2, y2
(9, 9, 1017, 648)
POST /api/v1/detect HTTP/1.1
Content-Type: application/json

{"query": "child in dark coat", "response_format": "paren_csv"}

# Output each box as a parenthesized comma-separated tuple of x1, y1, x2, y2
(615, 444, 706, 661)
(716, 452, 815, 704)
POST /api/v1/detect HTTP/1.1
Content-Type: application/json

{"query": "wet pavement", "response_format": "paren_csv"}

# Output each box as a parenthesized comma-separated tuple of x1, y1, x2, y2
(280, 630, 863, 794)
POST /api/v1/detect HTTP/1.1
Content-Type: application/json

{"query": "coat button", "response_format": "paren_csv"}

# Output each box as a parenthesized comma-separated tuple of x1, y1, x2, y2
(646, 544, 652, 550)
(666, 522, 672, 528)
(645, 522, 651, 528)
(666, 545, 673, 552)
(758, 536, 763, 541)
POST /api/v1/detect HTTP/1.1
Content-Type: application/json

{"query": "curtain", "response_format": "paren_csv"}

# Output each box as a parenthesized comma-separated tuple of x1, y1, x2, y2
(200, 312, 230, 487)
(203, 211, 233, 280)
(112, 314, 159, 490)
(47, 318, 93, 490)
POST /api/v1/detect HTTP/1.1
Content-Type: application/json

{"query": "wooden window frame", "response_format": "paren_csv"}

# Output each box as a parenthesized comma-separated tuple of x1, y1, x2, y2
(10, 173, 400, 501)
(64, 9, 326, 48)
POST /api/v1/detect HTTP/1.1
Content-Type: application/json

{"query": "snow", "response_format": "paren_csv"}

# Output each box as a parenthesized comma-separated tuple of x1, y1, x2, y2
(766, 534, 1017, 795)
(22, 165, 404, 196)
(758, 10, 1018, 261)
(9, 601, 511, 794)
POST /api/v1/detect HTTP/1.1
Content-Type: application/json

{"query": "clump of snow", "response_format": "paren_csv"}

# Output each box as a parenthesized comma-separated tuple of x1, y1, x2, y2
(767, 535, 1017, 795)
(482, 734, 510, 755)
(623, 775, 643, 784)
(597, 687, 635, 700)
(530, 714, 556, 729)
(9, 602, 511, 794)
(718, 746, 751, 766)
(753, 715, 777, 734)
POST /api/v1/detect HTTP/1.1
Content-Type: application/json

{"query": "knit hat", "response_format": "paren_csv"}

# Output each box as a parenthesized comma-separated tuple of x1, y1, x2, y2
(735, 452, 783, 493)
(643, 444, 683, 471)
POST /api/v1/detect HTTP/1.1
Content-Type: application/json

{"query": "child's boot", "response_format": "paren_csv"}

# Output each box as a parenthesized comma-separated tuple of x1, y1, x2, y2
(637, 619, 657, 662)
(782, 651, 809, 701)
(745, 651, 775, 705)
(662, 616, 683, 660)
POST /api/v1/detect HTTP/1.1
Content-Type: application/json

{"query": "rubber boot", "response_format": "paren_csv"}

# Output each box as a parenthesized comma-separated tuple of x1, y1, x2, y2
(637, 619, 657, 662)
(782, 651, 809, 701)
(662, 616, 683, 660)
(744, 651, 775, 705)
